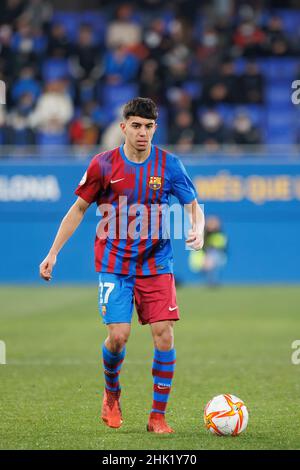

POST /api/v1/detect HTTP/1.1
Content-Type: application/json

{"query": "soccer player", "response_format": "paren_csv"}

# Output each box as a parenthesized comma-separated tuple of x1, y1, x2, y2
(39, 97, 204, 434)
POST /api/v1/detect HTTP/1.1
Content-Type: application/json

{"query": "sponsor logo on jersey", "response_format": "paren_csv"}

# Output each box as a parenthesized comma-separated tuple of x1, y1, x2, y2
(149, 176, 161, 190)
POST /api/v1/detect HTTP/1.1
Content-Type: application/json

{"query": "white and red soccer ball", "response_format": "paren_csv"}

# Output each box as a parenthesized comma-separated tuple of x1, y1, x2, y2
(204, 394, 249, 436)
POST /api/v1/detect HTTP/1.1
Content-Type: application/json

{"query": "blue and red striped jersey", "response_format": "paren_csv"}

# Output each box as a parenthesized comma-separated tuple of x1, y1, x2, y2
(75, 145, 196, 276)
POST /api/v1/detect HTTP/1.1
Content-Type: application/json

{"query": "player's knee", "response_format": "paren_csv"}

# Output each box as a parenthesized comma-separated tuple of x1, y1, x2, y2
(153, 328, 174, 351)
(110, 332, 129, 351)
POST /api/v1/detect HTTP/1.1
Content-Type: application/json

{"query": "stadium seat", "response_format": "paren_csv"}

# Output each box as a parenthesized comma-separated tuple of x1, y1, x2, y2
(79, 11, 107, 44)
(52, 12, 80, 41)
(267, 109, 295, 129)
(213, 104, 236, 123)
(274, 9, 300, 35)
(263, 58, 299, 82)
(37, 130, 70, 147)
(265, 127, 296, 144)
(266, 84, 293, 104)
(182, 81, 202, 99)
(11, 79, 41, 103)
(152, 106, 168, 145)
(101, 84, 138, 109)
(42, 58, 70, 82)
(237, 105, 266, 127)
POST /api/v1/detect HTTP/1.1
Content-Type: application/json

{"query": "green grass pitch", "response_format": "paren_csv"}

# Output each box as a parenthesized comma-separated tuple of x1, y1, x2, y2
(0, 285, 299, 450)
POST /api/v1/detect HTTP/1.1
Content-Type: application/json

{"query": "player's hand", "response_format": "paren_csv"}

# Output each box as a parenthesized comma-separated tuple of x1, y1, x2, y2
(186, 229, 204, 251)
(39, 253, 57, 281)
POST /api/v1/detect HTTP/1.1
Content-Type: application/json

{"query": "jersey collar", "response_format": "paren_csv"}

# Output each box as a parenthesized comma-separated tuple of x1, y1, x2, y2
(119, 144, 154, 167)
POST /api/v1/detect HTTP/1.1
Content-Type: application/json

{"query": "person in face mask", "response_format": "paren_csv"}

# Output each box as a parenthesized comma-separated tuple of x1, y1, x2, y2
(6, 92, 36, 145)
(198, 109, 229, 151)
(230, 112, 262, 148)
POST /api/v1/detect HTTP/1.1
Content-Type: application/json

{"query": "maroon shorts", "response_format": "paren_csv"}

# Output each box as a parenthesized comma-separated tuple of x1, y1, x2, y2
(134, 273, 180, 325)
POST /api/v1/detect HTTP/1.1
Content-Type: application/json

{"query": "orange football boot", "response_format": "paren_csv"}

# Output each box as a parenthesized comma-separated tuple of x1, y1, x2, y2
(101, 389, 122, 428)
(147, 412, 174, 434)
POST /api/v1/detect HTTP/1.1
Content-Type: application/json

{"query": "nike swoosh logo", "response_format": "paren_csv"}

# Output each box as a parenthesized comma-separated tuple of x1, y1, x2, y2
(110, 178, 125, 184)
(157, 385, 170, 390)
(169, 306, 178, 311)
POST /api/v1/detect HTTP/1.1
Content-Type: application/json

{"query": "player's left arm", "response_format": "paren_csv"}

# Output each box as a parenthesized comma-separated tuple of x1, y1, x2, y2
(169, 156, 205, 251)
(185, 199, 205, 251)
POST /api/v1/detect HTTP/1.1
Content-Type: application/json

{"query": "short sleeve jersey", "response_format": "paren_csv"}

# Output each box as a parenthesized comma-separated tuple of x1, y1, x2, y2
(75, 145, 196, 275)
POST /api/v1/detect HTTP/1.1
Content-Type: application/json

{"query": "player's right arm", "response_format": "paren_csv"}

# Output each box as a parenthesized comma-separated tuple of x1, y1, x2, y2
(39, 196, 90, 281)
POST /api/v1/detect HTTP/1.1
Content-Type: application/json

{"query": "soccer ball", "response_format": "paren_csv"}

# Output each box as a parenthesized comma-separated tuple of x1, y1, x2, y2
(204, 394, 248, 436)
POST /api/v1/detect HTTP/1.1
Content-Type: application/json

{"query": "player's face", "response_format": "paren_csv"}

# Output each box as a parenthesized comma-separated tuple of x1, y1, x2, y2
(120, 116, 157, 152)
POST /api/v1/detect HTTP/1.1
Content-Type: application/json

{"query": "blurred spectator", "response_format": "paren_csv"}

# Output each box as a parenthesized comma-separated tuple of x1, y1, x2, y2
(264, 16, 291, 56)
(47, 23, 72, 59)
(22, 0, 53, 31)
(11, 18, 47, 74)
(143, 18, 172, 62)
(70, 24, 102, 81)
(6, 92, 36, 145)
(202, 61, 238, 105)
(0, 0, 26, 26)
(233, 20, 266, 57)
(167, 88, 195, 115)
(0, 105, 8, 145)
(163, 37, 191, 87)
(198, 109, 229, 150)
(139, 58, 165, 104)
(70, 116, 99, 146)
(101, 106, 124, 148)
(230, 112, 262, 147)
(0, 24, 14, 79)
(189, 215, 228, 286)
(104, 44, 140, 85)
(196, 27, 226, 77)
(30, 79, 73, 135)
(239, 61, 264, 104)
(106, 3, 142, 49)
(169, 110, 199, 150)
(70, 101, 102, 146)
(11, 65, 41, 104)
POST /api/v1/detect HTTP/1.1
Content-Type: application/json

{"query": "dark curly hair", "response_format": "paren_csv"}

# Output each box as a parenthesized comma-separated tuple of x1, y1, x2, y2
(123, 97, 158, 120)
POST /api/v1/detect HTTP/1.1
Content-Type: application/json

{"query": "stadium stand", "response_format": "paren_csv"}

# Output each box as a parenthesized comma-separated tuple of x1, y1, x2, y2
(0, 0, 300, 153)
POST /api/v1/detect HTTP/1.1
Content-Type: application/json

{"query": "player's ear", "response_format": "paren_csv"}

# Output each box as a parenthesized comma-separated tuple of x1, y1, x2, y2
(120, 122, 126, 135)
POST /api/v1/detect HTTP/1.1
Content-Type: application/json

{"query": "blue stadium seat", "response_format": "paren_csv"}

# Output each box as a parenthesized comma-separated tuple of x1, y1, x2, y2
(234, 58, 247, 74)
(263, 58, 299, 82)
(182, 81, 202, 99)
(274, 9, 300, 35)
(237, 105, 266, 127)
(213, 104, 236, 123)
(267, 101, 294, 114)
(212, 104, 266, 127)
(152, 106, 167, 145)
(265, 127, 296, 144)
(37, 130, 70, 146)
(267, 109, 295, 128)
(101, 84, 138, 109)
(80, 11, 107, 44)
(52, 12, 80, 41)
(266, 83, 293, 104)
(42, 58, 70, 81)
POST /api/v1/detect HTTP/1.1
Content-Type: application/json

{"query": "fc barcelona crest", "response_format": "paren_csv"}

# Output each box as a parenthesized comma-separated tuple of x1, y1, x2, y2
(149, 176, 161, 190)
